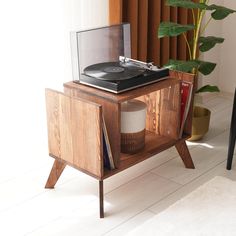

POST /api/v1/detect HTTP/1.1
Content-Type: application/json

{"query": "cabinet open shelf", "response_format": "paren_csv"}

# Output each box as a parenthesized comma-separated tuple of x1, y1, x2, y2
(45, 70, 196, 218)
(104, 131, 176, 178)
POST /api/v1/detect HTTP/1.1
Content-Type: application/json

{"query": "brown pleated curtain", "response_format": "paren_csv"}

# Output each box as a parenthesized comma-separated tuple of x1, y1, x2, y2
(109, 0, 193, 67)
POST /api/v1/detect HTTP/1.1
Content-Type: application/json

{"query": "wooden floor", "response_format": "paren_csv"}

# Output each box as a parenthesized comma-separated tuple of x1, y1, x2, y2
(0, 93, 235, 236)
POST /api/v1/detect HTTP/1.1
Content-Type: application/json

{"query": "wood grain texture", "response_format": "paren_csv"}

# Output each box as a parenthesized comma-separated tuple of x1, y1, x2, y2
(170, 7, 178, 60)
(175, 140, 195, 169)
(169, 70, 196, 136)
(159, 83, 180, 139)
(177, 7, 188, 60)
(45, 89, 103, 178)
(64, 86, 120, 168)
(169, 70, 195, 84)
(63, 79, 179, 168)
(137, 0, 148, 62)
(109, 0, 191, 67)
(122, 0, 139, 59)
(49, 155, 104, 180)
(137, 83, 180, 139)
(104, 131, 177, 178)
(109, 0, 123, 24)
(64, 78, 178, 103)
(161, 1, 170, 65)
(147, 0, 161, 66)
(140, 91, 161, 134)
(45, 159, 66, 188)
(63, 70, 195, 179)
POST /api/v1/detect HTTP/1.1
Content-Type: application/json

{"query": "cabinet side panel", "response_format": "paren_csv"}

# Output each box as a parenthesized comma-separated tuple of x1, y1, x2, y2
(71, 100, 102, 177)
(137, 83, 180, 139)
(159, 83, 180, 139)
(169, 70, 196, 136)
(45, 89, 102, 178)
(137, 91, 161, 134)
(64, 87, 120, 168)
(45, 89, 61, 158)
(59, 94, 73, 164)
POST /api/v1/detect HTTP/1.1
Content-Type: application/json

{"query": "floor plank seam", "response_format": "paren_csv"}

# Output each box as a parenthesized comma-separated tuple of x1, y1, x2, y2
(0, 188, 52, 215)
(0, 163, 49, 185)
(146, 158, 228, 214)
(103, 155, 180, 196)
(149, 171, 184, 186)
(101, 209, 155, 236)
(0, 175, 84, 215)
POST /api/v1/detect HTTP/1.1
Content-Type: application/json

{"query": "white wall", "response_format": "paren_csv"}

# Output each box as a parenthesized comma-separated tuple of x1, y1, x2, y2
(63, 0, 109, 85)
(0, 0, 65, 166)
(219, 0, 236, 93)
(200, 0, 236, 94)
(0, 0, 108, 174)
(199, 0, 223, 89)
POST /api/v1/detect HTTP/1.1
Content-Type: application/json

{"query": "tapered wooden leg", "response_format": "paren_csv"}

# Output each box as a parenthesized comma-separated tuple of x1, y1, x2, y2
(99, 180, 104, 218)
(45, 159, 66, 188)
(175, 140, 195, 169)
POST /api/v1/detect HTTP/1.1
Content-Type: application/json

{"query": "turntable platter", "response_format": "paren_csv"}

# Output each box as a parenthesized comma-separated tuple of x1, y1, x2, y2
(83, 62, 145, 81)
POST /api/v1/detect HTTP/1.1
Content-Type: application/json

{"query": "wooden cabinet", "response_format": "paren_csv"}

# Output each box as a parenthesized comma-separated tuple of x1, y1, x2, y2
(45, 70, 195, 218)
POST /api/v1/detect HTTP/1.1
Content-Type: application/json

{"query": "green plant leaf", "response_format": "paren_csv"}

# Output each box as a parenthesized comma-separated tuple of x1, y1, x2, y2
(208, 4, 236, 20)
(164, 59, 199, 72)
(158, 22, 195, 38)
(166, 0, 208, 9)
(165, 59, 217, 76)
(199, 36, 224, 52)
(197, 60, 217, 75)
(196, 85, 220, 93)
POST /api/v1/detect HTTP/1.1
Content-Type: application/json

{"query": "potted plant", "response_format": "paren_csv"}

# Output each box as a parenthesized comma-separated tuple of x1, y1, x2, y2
(158, 0, 235, 140)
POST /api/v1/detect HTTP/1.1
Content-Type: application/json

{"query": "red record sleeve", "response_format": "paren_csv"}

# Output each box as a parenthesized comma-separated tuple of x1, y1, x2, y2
(179, 81, 193, 138)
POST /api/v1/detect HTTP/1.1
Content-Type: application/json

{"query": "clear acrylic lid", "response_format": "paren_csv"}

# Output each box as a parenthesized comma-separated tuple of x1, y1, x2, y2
(70, 23, 131, 80)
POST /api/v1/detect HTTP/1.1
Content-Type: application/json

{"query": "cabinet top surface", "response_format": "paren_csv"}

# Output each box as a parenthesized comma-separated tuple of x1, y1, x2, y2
(64, 77, 179, 103)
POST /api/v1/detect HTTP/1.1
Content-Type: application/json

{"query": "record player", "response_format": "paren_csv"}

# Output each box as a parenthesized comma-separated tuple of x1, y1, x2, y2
(70, 23, 169, 93)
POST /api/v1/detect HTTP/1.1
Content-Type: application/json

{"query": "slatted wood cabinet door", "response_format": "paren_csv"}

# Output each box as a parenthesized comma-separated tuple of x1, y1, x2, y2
(45, 89, 103, 178)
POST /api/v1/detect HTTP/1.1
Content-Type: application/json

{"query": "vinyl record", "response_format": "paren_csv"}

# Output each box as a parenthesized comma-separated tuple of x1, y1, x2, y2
(83, 62, 145, 81)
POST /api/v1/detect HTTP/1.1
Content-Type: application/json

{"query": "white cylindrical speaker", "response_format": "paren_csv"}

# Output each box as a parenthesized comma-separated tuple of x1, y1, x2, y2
(121, 99, 147, 154)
